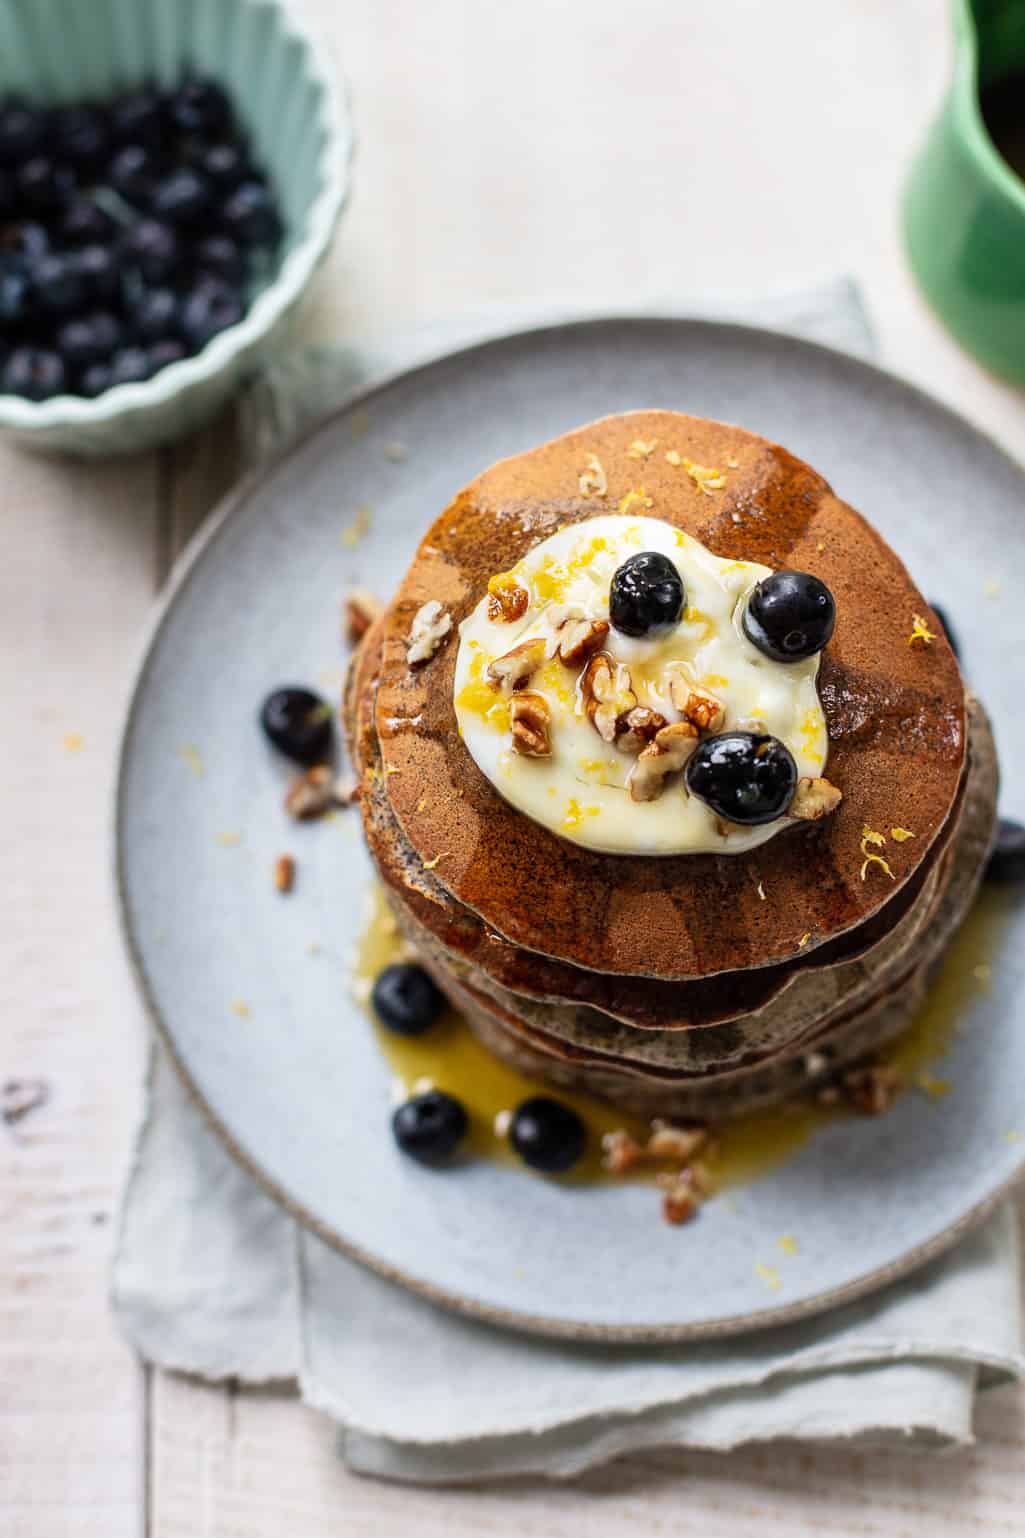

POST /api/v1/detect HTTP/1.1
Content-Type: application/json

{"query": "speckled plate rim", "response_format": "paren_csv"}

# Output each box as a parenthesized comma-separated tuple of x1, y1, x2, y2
(114, 313, 1025, 1343)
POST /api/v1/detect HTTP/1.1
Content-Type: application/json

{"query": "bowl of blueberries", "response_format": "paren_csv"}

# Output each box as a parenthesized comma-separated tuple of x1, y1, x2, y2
(0, 0, 351, 455)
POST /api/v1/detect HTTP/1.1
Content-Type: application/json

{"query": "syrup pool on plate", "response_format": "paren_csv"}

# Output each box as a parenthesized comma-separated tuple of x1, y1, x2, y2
(352, 884, 1013, 1195)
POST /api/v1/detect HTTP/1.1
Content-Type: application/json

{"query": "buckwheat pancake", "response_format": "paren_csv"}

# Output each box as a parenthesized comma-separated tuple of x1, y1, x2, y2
(372, 411, 965, 979)
(352, 635, 995, 1117)
(348, 618, 970, 1034)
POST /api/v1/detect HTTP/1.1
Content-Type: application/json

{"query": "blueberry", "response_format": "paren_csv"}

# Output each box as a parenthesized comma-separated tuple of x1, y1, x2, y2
(53, 105, 111, 172)
(147, 338, 187, 374)
(110, 89, 164, 148)
(193, 233, 247, 285)
(743, 570, 836, 663)
(56, 315, 109, 368)
(129, 285, 181, 342)
(121, 218, 180, 283)
(74, 243, 119, 303)
(78, 361, 113, 398)
(168, 77, 233, 139)
(929, 601, 960, 661)
(109, 346, 153, 386)
(0, 220, 49, 264)
(31, 252, 86, 315)
(17, 155, 76, 214)
(109, 143, 158, 205)
(181, 277, 245, 350)
(0, 267, 31, 326)
(372, 963, 445, 1037)
(609, 551, 685, 638)
(259, 685, 333, 764)
(392, 1091, 468, 1166)
(56, 310, 123, 367)
(1, 345, 66, 401)
(59, 194, 119, 247)
(87, 309, 124, 354)
(685, 732, 798, 826)
(0, 99, 48, 165)
(221, 179, 282, 246)
(151, 167, 213, 225)
(509, 1097, 586, 1173)
(986, 819, 1025, 883)
(200, 141, 249, 188)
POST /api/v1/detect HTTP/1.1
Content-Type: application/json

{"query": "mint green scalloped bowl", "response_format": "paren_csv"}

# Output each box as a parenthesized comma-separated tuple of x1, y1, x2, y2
(0, 0, 352, 456)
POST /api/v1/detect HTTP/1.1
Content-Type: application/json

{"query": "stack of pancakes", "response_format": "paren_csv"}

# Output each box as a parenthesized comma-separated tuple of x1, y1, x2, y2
(345, 412, 997, 1119)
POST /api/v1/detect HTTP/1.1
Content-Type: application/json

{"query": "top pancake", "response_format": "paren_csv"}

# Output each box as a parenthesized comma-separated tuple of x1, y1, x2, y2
(374, 411, 965, 980)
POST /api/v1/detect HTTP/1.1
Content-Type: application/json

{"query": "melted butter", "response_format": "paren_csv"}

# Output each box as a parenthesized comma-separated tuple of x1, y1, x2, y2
(453, 514, 828, 856)
(355, 885, 1014, 1195)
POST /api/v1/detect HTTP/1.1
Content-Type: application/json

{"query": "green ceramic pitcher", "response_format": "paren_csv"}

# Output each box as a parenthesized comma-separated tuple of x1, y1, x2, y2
(904, 0, 1025, 384)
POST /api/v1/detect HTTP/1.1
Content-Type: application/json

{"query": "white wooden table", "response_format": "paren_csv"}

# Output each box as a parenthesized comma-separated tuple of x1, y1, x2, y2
(4, 2, 1025, 1532)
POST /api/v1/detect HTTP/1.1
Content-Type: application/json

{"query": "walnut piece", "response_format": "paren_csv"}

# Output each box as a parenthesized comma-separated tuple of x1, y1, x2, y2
(344, 588, 382, 644)
(616, 706, 667, 754)
(627, 720, 699, 802)
(510, 692, 552, 756)
(668, 673, 725, 733)
(406, 600, 452, 665)
(789, 776, 843, 821)
(581, 653, 637, 743)
(487, 574, 529, 623)
(487, 636, 546, 691)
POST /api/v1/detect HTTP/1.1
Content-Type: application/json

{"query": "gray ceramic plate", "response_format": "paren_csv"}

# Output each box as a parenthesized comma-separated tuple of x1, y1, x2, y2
(117, 317, 1025, 1341)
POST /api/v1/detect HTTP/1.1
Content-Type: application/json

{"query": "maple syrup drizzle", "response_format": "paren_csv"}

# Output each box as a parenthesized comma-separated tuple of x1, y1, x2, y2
(353, 884, 1011, 1193)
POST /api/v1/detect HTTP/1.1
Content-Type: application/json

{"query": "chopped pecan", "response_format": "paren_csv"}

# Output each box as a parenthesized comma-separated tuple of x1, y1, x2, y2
(668, 673, 725, 733)
(2, 1078, 48, 1126)
(285, 765, 335, 820)
(843, 1064, 904, 1116)
(616, 706, 667, 754)
(487, 636, 546, 691)
(647, 1121, 707, 1163)
(660, 1174, 698, 1226)
(627, 720, 699, 802)
(273, 854, 296, 893)
(578, 453, 607, 498)
(509, 691, 551, 756)
(344, 588, 382, 644)
(487, 574, 529, 623)
(581, 653, 637, 743)
(333, 773, 360, 806)
(549, 610, 610, 666)
(406, 600, 452, 665)
(601, 1129, 647, 1174)
(789, 776, 843, 821)
(716, 817, 747, 838)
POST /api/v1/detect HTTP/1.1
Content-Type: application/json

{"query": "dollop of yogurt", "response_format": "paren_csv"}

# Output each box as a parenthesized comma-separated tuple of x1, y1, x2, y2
(453, 515, 829, 855)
